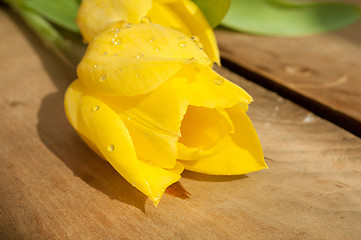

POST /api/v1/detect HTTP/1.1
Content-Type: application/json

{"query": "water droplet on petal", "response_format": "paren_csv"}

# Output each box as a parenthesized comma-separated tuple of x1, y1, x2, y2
(154, 47, 160, 52)
(196, 42, 204, 49)
(190, 57, 198, 63)
(93, 64, 97, 68)
(149, 36, 156, 42)
(154, 197, 161, 205)
(132, 182, 136, 187)
(214, 77, 224, 86)
(112, 37, 121, 45)
(191, 36, 200, 43)
(179, 41, 187, 48)
(107, 144, 115, 152)
(136, 52, 144, 59)
(127, 117, 131, 120)
(203, 57, 210, 63)
(100, 74, 106, 82)
(102, 51, 108, 56)
(116, 68, 122, 73)
(122, 23, 131, 28)
(179, 34, 185, 40)
(140, 16, 151, 24)
(93, 106, 100, 111)
(112, 28, 120, 34)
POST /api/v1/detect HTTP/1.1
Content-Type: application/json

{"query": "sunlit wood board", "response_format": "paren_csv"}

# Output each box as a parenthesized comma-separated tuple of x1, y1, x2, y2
(216, 0, 361, 136)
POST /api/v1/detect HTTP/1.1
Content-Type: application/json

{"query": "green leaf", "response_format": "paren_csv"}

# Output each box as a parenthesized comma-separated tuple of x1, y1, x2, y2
(192, 0, 231, 28)
(221, 0, 361, 36)
(16, 7, 80, 64)
(17, 7, 67, 49)
(22, 0, 80, 32)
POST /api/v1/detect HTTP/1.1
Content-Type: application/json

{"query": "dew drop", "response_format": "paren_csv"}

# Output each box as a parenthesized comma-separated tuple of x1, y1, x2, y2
(154, 47, 160, 52)
(100, 74, 106, 82)
(93, 106, 100, 111)
(102, 51, 108, 56)
(116, 68, 122, 73)
(190, 57, 198, 63)
(178, 34, 185, 40)
(136, 52, 144, 59)
(140, 16, 151, 24)
(127, 117, 131, 121)
(154, 197, 161, 205)
(112, 37, 121, 45)
(191, 36, 200, 43)
(93, 64, 97, 68)
(214, 77, 224, 86)
(131, 182, 136, 187)
(107, 144, 115, 152)
(122, 23, 131, 28)
(149, 36, 156, 42)
(112, 28, 120, 34)
(203, 57, 210, 63)
(179, 41, 187, 48)
(196, 42, 204, 49)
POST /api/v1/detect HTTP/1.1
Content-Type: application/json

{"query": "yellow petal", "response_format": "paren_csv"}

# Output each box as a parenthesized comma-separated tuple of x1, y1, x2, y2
(177, 106, 234, 160)
(77, 0, 219, 64)
(177, 137, 230, 161)
(77, 0, 152, 42)
(147, 1, 192, 36)
(179, 105, 267, 175)
(163, 0, 220, 65)
(179, 106, 233, 150)
(64, 80, 183, 205)
(77, 22, 210, 96)
(140, 161, 184, 206)
(100, 75, 189, 168)
(187, 66, 253, 109)
(120, 118, 178, 169)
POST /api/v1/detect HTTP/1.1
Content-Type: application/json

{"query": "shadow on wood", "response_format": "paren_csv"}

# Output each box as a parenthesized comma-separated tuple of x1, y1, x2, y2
(3, 9, 150, 212)
(182, 170, 248, 182)
(7, 8, 194, 211)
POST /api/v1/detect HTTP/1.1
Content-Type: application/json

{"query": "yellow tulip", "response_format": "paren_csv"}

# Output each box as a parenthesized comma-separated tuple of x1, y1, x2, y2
(64, 22, 267, 205)
(76, 0, 220, 64)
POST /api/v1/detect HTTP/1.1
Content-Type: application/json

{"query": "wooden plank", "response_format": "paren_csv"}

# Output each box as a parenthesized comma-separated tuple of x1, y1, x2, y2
(1, 7, 361, 240)
(216, 0, 361, 137)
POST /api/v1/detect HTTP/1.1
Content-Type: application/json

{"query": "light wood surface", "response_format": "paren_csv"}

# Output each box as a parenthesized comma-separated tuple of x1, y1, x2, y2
(216, 7, 361, 136)
(1, 7, 361, 240)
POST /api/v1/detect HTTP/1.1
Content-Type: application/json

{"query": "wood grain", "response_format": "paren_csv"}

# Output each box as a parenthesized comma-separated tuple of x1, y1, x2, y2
(216, 0, 361, 137)
(1, 7, 361, 240)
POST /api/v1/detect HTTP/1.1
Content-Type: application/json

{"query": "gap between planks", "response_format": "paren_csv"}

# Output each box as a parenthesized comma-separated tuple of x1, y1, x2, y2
(220, 57, 361, 138)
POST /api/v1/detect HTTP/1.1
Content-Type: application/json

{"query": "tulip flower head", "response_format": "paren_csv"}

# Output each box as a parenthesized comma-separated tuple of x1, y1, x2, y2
(76, 0, 220, 64)
(65, 22, 266, 206)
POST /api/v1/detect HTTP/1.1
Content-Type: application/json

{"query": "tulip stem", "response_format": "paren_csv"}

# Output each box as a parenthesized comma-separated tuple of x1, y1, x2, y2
(4, 0, 81, 66)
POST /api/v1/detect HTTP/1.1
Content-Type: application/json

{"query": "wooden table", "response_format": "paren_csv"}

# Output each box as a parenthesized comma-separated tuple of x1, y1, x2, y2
(1, 6, 361, 240)
(217, 0, 361, 137)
